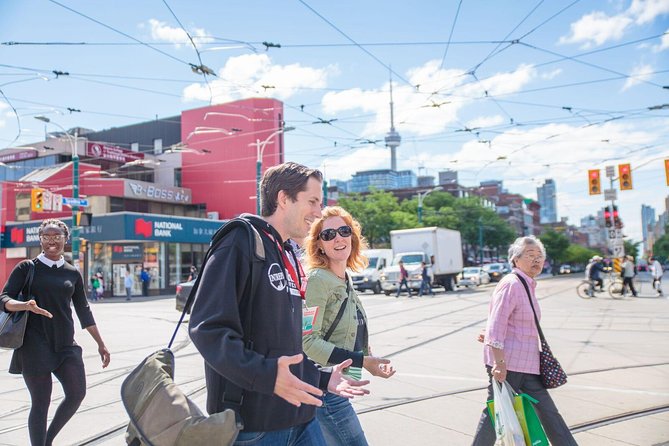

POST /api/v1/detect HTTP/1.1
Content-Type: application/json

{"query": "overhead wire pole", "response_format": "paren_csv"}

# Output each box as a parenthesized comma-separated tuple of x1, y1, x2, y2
(35, 116, 80, 270)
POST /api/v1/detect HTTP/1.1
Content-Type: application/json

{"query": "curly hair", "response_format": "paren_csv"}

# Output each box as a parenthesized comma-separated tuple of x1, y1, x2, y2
(39, 218, 70, 239)
(304, 206, 369, 272)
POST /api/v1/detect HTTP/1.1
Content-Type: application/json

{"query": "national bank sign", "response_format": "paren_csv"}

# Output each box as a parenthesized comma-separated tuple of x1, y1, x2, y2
(124, 180, 192, 204)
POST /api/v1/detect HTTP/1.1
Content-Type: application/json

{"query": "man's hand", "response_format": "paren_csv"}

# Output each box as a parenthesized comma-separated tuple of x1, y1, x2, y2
(98, 344, 111, 368)
(24, 300, 52, 318)
(363, 355, 395, 379)
(328, 359, 370, 398)
(274, 354, 323, 407)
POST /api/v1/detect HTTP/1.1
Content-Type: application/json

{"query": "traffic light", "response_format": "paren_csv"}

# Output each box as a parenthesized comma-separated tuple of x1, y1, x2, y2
(618, 163, 632, 190)
(665, 159, 669, 186)
(604, 206, 612, 228)
(76, 212, 93, 226)
(613, 205, 622, 229)
(31, 188, 44, 212)
(588, 169, 601, 195)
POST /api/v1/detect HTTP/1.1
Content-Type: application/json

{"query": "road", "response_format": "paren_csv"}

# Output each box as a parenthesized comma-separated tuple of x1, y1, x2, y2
(0, 274, 667, 445)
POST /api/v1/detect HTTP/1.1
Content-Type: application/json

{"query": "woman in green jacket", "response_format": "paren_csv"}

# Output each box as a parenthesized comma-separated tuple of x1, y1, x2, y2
(303, 206, 395, 446)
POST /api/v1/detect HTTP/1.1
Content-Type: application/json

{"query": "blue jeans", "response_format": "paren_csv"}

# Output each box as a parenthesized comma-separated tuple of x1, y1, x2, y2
(396, 279, 412, 297)
(418, 278, 433, 296)
(234, 418, 326, 446)
(316, 393, 368, 446)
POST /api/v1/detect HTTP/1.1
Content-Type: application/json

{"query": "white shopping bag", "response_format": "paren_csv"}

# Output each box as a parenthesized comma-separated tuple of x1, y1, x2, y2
(492, 381, 526, 446)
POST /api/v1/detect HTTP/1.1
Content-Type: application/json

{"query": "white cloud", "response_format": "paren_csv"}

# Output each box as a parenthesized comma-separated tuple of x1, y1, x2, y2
(622, 64, 654, 90)
(466, 115, 505, 129)
(559, 0, 669, 48)
(145, 19, 213, 48)
(182, 53, 333, 103)
(559, 12, 632, 48)
(321, 61, 536, 137)
(541, 68, 563, 80)
(652, 29, 669, 52)
(319, 146, 391, 181)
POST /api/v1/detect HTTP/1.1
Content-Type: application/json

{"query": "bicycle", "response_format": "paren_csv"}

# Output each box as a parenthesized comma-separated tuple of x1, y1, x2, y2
(608, 275, 641, 298)
(576, 279, 596, 299)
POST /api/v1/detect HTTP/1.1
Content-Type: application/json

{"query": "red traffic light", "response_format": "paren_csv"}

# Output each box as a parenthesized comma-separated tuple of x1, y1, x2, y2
(588, 169, 601, 195)
(618, 163, 632, 190)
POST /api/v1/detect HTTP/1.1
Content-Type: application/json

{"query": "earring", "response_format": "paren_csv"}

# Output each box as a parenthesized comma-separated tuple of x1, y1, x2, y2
(319, 248, 325, 254)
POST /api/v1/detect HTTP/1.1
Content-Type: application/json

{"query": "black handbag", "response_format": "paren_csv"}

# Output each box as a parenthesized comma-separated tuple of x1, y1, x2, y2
(0, 260, 35, 350)
(514, 273, 568, 389)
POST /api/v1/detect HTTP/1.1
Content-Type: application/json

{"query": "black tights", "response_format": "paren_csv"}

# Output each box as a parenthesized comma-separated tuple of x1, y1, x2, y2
(23, 357, 86, 446)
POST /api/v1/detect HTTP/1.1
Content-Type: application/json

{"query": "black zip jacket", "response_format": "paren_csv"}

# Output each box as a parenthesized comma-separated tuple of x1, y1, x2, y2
(188, 216, 329, 432)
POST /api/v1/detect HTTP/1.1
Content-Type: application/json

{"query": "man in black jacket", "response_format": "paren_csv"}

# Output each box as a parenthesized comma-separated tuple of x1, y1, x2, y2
(189, 162, 369, 445)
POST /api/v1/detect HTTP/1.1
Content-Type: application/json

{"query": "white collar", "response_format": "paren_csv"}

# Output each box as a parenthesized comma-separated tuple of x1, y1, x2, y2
(37, 253, 65, 268)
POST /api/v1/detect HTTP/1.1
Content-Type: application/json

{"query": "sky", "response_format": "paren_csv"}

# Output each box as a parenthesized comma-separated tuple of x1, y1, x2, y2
(1, 0, 668, 243)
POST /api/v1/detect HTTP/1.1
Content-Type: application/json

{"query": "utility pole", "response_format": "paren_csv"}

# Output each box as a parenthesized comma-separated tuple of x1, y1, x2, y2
(478, 217, 484, 265)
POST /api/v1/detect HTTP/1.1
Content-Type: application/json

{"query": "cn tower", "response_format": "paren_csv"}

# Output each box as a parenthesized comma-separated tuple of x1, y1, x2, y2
(384, 77, 401, 171)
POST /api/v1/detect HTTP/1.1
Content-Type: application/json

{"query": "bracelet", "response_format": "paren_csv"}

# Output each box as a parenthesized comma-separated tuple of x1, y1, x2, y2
(495, 359, 506, 365)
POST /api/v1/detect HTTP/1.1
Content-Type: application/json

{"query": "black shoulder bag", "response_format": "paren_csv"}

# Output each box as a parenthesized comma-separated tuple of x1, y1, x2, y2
(514, 273, 567, 389)
(0, 260, 35, 350)
(323, 276, 351, 342)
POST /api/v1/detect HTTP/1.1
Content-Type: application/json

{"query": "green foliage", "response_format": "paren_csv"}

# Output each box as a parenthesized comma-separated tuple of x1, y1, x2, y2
(564, 244, 600, 266)
(623, 239, 641, 259)
(337, 190, 516, 251)
(652, 233, 669, 262)
(540, 230, 570, 265)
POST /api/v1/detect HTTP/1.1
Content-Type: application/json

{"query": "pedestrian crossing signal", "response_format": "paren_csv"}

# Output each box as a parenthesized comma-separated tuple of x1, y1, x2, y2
(588, 169, 601, 195)
(618, 163, 632, 190)
(30, 188, 44, 212)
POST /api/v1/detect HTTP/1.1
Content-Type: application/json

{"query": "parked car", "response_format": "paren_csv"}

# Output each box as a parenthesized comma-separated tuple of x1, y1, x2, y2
(482, 263, 507, 282)
(559, 264, 572, 274)
(175, 279, 195, 313)
(457, 267, 491, 288)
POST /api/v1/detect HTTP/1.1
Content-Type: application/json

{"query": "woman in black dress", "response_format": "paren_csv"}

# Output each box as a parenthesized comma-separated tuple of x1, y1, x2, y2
(0, 218, 111, 446)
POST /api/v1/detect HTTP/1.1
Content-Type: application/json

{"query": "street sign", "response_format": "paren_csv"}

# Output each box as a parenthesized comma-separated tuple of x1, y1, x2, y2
(53, 194, 63, 212)
(610, 237, 624, 248)
(612, 244, 624, 258)
(605, 165, 615, 178)
(604, 188, 617, 200)
(43, 190, 53, 211)
(608, 228, 622, 239)
(62, 197, 89, 207)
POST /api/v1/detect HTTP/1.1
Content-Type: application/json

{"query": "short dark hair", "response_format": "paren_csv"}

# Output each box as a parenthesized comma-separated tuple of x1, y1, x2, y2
(39, 218, 70, 239)
(259, 162, 322, 217)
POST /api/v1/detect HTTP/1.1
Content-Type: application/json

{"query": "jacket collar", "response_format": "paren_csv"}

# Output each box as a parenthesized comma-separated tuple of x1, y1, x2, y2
(37, 252, 65, 268)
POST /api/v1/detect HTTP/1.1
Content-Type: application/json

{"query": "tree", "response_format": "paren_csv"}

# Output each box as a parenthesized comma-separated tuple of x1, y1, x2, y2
(337, 189, 400, 247)
(623, 239, 641, 259)
(540, 230, 570, 268)
(564, 244, 600, 266)
(652, 232, 669, 263)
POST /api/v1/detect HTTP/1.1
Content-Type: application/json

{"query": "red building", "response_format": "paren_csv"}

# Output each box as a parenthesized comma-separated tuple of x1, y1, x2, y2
(0, 98, 286, 293)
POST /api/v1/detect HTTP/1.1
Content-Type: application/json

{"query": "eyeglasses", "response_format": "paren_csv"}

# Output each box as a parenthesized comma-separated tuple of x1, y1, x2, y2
(522, 254, 545, 263)
(40, 235, 65, 243)
(318, 225, 352, 242)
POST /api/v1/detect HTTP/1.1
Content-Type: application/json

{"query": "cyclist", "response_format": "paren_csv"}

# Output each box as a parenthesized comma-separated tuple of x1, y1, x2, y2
(588, 256, 605, 293)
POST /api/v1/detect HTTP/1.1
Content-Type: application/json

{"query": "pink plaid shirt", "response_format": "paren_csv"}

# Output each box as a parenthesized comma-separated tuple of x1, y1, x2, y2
(483, 268, 541, 374)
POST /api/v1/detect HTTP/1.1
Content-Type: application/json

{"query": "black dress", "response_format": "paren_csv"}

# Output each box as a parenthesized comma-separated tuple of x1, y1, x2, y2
(0, 259, 96, 376)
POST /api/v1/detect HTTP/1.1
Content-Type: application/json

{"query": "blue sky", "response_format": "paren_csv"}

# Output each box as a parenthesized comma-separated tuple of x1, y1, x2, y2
(1, 0, 668, 243)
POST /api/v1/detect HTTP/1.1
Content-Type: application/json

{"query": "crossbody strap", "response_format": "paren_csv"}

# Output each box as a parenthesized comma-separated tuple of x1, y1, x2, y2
(323, 276, 350, 342)
(512, 273, 546, 342)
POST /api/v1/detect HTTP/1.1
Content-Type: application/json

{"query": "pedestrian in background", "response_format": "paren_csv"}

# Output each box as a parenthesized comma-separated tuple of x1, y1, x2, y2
(650, 256, 664, 296)
(396, 260, 413, 298)
(418, 261, 434, 297)
(124, 266, 133, 301)
(187, 265, 198, 282)
(188, 162, 369, 446)
(622, 255, 638, 297)
(140, 268, 150, 297)
(303, 206, 395, 446)
(0, 218, 110, 446)
(472, 235, 576, 446)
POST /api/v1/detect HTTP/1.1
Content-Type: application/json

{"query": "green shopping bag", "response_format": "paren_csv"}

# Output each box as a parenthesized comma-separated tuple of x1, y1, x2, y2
(487, 392, 549, 446)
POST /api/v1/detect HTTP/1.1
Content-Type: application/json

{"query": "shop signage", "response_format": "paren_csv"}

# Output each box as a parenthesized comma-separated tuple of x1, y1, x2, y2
(86, 142, 145, 163)
(112, 244, 143, 261)
(0, 150, 37, 163)
(124, 180, 192, 204)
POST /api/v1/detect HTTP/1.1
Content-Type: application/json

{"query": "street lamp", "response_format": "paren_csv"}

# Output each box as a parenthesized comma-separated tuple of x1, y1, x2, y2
(34, 116, 81, 270)
(251, 127, 295, 214)
(416, 186, 443, 225)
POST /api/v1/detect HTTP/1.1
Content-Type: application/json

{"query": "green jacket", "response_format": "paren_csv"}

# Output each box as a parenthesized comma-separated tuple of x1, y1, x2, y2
(302, 268, 369, 366)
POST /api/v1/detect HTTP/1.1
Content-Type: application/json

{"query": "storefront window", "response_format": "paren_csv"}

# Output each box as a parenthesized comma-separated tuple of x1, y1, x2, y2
(168, 243, 181, 286)
(143, 242, 160, 291)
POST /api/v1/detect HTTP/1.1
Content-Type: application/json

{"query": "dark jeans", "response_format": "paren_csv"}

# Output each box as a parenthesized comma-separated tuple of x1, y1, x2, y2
(233, 418, 326, 446)
(622, 277, 637, 296)
(142, 280, 149, 296)
(471, 368, 577, 446)
(396, 278, 412, 296)
(418, 278, 433, 296)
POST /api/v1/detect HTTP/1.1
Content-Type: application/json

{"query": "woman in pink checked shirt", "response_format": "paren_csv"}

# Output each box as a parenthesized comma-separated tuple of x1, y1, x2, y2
(471, 236, 577, 446)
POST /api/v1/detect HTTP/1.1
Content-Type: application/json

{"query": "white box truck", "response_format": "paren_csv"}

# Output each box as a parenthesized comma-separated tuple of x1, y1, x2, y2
(380, 227, 463, 294)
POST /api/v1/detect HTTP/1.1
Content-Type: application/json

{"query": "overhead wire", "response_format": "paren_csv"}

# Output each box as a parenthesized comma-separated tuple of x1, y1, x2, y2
(439, 0, 463, 70)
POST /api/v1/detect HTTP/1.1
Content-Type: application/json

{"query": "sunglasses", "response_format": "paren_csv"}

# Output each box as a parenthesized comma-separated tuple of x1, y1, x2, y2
(318, 225, 352, 242)
(40, 235, 65, 243)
